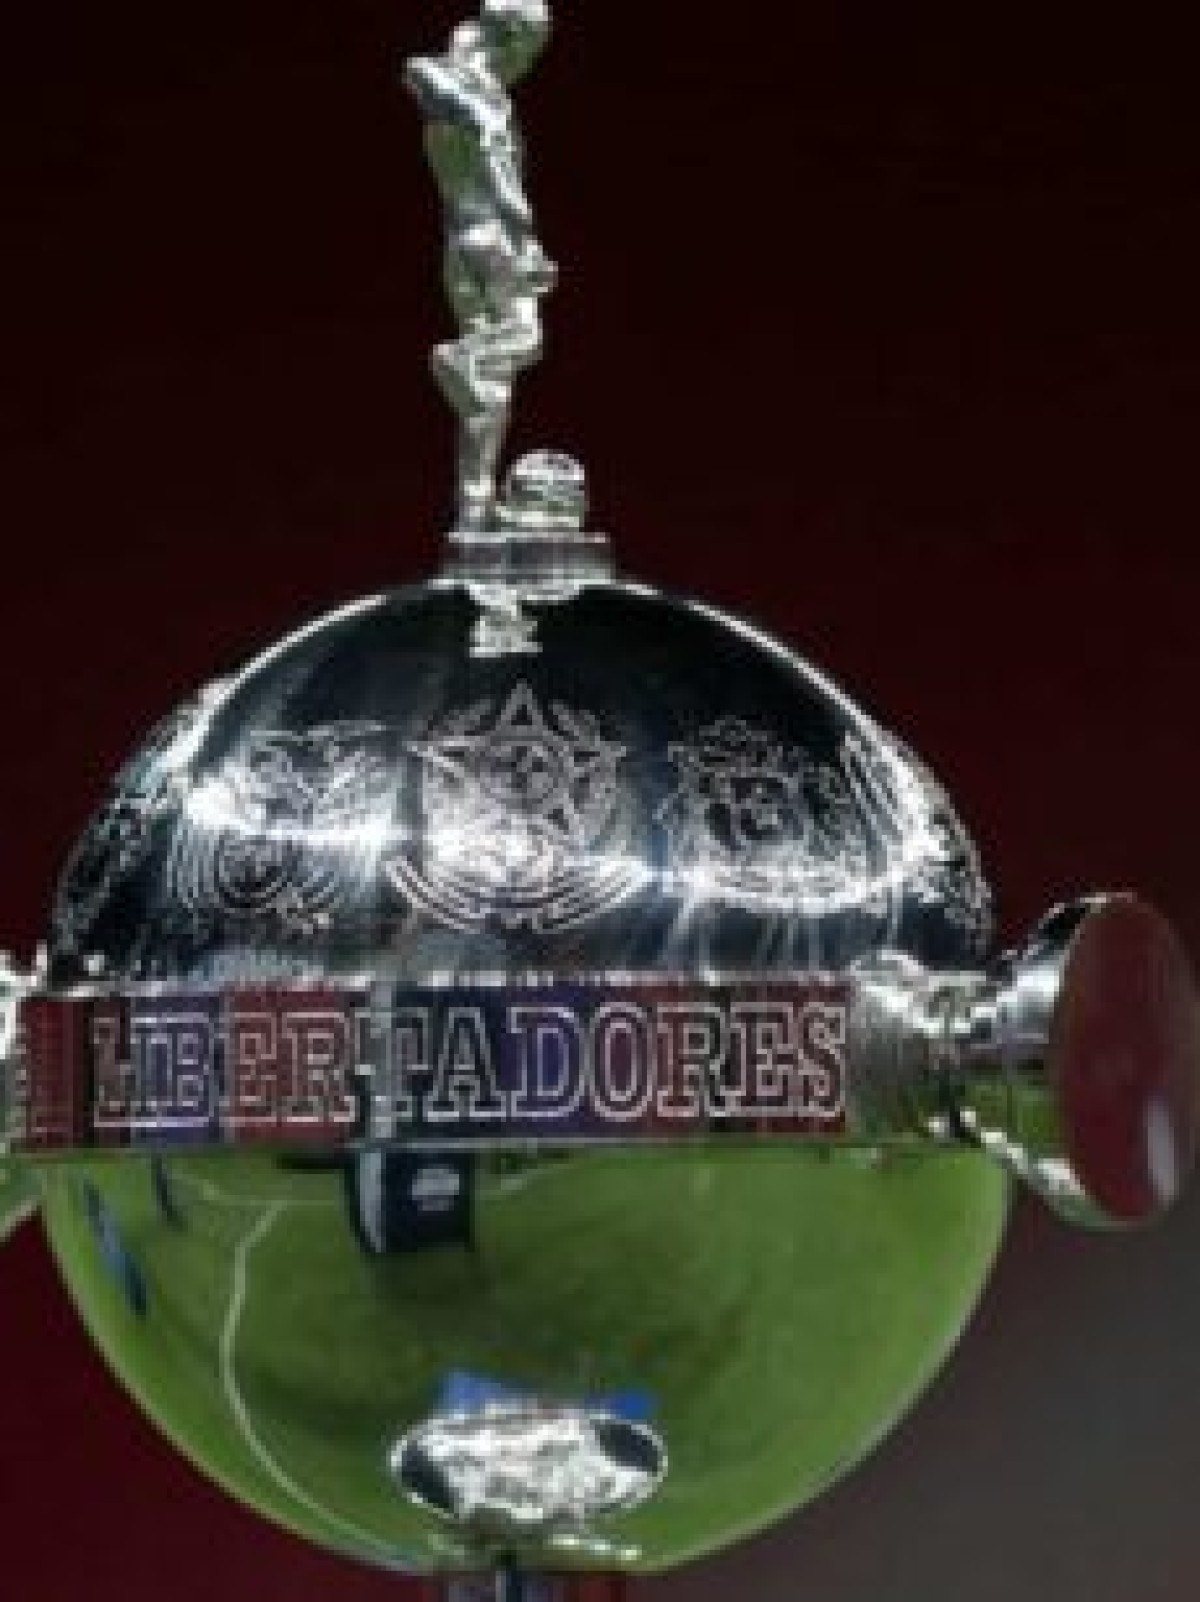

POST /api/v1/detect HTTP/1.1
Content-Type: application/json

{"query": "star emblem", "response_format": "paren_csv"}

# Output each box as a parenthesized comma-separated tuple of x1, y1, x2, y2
(415, 683, 623, 856)
(390, 683, 644, 932)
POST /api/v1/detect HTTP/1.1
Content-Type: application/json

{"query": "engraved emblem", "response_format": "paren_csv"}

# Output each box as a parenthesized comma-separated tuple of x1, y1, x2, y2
(659, 715, 992, 947)
(848, 731, 994, 953)
(52, 681, 227, 954)
(167, 725, 392, 932)
(387, 682, 645, 931)
(657, 717, 873, 912)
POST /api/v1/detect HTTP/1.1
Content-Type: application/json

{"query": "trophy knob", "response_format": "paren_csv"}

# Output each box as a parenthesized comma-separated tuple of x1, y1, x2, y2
(953, 895, 1200, 1226)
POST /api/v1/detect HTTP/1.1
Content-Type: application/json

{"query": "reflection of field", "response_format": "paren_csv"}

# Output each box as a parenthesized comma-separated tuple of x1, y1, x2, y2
(0, 1162, 36, 1241)
(41, 1146, 1008, 1575)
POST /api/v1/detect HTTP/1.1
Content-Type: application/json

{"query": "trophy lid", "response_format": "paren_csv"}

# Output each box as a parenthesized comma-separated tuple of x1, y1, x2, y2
(47, 571, 993, 989)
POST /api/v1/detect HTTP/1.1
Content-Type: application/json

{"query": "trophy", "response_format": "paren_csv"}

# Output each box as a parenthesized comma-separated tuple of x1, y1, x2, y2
(2, 5, 1198, 1598)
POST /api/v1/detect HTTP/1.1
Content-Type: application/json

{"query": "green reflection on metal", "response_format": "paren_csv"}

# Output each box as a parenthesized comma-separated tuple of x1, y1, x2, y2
(41, 1146, 1008, 1574)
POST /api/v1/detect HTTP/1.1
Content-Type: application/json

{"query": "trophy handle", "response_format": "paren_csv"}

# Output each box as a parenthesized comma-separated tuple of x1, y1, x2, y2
(0, 954, 36, 1241)
(958, 894, 1200, 1225)
(852, 893, 1200, 1226)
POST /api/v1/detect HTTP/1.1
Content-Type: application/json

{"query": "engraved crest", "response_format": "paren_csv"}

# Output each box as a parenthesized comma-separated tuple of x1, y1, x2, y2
(386, 682, 645, 931)
(166, 725, 392, 932)
(657, 716, 874, 912)
(659, 714, 992, 945)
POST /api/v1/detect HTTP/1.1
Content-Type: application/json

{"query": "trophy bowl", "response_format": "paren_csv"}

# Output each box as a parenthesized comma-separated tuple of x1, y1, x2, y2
(21, 573, 1023, 1582)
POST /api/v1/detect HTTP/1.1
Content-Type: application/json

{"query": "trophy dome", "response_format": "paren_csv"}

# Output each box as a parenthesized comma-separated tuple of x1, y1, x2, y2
(49, 574, 993, 989)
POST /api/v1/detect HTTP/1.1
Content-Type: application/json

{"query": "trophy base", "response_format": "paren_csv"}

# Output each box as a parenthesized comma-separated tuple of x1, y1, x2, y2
(420, 1573, 626, 1601)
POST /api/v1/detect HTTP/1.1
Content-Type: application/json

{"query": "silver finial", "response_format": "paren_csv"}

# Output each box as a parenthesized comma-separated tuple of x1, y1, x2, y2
(406, 0, 573, 538)
(495, 449, 587, 533)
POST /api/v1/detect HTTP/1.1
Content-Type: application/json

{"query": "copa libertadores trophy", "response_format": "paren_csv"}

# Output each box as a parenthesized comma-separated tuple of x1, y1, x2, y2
(3, 4, 1199, 1599)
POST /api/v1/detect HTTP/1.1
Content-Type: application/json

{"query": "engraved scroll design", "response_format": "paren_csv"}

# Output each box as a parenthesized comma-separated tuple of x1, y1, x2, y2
(52, 681, 227, 956)
(67, 695, 992, 951)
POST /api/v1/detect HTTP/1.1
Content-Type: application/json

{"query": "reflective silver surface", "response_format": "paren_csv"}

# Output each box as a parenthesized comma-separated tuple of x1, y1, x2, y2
(31, 1142, 1009, 1578)
(8, 573, 1017, 1578)
(849, 895, 1200, 1225)
(392, 1403, 666, 1540)
(405, 0, 559, 536)
(951, 896, 1200, 1224)
(9, 893, 1195, 1231)
(43, 581, 993, 986)
(7, 564, 1195, 1583)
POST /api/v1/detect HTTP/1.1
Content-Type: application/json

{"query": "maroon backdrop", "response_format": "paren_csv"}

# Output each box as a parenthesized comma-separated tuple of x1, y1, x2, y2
(2, 2, 1199, 1598)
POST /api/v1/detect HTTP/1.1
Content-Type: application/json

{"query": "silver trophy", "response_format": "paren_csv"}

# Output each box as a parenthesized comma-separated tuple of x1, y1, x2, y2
(2, 6, 1197, 1601)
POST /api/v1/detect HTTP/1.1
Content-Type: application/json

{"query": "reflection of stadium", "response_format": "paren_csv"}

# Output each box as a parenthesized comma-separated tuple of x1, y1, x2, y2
(40, 1145, 1008, 1574)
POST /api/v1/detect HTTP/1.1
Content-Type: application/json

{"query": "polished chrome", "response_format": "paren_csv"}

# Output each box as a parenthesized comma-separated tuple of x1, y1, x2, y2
(850, 895, 1200, 1226)
(405, 1, 610, 669)
(444, 1573, 624, 1600)
(26, 1138, 1009, 1579)
(393, 1402, 665, 1544)
(24, 568, 1020, 1581)
(393, 678, 645, 932)
(405, 1, 562, 538)
(45, 582, 994, 986)
(949, 896, 1200, 1225)
(494, 452, 587, 536)
(0, 959, 36, 1236)
(450, 453, 613, 614)
(12, 897, 1198, 1236)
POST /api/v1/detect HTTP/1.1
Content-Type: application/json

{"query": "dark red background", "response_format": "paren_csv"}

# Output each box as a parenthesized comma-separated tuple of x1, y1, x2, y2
(2, 2, 1199, 1597)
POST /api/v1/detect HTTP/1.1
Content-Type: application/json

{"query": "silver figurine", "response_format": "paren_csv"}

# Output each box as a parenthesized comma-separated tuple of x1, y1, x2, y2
(405, 0, 558, 535)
